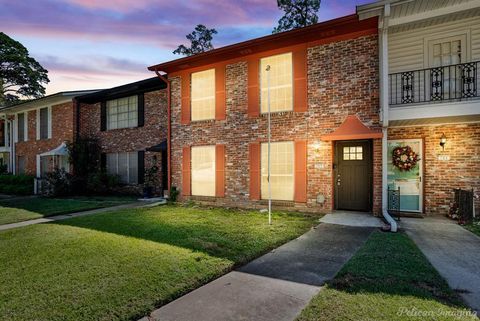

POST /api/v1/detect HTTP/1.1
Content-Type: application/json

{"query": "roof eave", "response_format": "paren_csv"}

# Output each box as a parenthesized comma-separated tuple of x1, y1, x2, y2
(148, 14, 375, 74)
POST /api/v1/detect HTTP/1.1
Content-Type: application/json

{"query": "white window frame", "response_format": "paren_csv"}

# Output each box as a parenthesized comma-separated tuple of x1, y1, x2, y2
(260, 52, 294, 114)
(15, 112, 28, 143)
(191, 69, 216, 121)
(106, 95, 138, 130)
(106, 152, 138, 184)
(36, 106, 52, 140)
(423, 30, 470, 68)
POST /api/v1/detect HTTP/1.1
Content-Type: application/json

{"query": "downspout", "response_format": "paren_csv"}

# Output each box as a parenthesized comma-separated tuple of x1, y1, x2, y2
(153, 69, 171, 194)
(379, 3, 397, 232)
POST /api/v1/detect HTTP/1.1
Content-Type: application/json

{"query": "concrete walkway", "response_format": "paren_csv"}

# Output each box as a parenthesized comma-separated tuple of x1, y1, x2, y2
(402, 217, 480, 313)
(140, 223, 374, 321)
(320, 210, 384, 228)
(0, 202, 147, 232)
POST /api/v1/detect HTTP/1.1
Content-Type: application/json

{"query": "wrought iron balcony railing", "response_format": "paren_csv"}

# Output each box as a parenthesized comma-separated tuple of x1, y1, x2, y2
(389, 60, 479, 106)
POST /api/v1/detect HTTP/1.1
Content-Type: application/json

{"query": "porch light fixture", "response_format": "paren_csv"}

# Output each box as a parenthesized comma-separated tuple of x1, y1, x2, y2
(312, 142, 321, 152)
(440, 133, 447, 151)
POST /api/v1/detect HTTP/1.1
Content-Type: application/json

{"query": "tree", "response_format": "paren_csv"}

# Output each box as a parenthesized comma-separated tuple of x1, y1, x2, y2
(0, 32, 49, 106)
(273, 0, 321, 34)
(173, 24, 218, 56)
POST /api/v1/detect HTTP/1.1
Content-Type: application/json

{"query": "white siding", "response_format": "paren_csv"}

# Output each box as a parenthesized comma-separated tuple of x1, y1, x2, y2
(389, 15, 480, 73)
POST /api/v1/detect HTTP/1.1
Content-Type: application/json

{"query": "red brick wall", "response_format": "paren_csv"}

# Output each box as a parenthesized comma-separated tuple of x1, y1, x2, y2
(15, 102, 75, 176)
(79, 90, 168, 191)
(170, 34, 382, 214)
(388, 123, 480, 215)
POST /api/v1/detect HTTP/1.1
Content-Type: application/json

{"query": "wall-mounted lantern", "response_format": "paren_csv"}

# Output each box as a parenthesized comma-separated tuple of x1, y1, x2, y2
(312, 141, 321, 153)
(439, 133, 447, 151)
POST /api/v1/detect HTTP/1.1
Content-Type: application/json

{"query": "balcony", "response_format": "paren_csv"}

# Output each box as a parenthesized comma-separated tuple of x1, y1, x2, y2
(389, 61, 479, 106)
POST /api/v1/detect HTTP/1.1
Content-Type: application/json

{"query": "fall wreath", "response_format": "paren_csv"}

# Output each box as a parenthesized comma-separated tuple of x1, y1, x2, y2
(392, 146, 420, 171)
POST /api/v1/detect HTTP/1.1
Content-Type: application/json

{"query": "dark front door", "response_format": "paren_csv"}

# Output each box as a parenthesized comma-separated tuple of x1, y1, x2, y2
(335, 140, 372, 212)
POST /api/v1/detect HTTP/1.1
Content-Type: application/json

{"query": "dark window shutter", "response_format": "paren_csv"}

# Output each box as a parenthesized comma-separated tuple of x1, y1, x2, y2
(100, 102, 107, 131)
(249, 142, 260, 200)
(138, 151, 145, 184)
(138, 94, 145, 127)
(100, 153, 106, 171)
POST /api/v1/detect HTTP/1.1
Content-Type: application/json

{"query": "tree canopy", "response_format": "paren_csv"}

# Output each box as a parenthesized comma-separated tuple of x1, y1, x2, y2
(0, 32, 49, 106)
(273, 0, 321, 34)
(173, 24, 218, 56)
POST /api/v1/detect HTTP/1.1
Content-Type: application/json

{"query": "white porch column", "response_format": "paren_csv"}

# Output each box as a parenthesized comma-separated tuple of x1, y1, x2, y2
(379, 4, 397, 232)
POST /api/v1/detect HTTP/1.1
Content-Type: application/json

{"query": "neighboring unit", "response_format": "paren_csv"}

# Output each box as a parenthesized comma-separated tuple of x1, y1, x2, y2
(358, 0, 480, 215)
(0, 90, 97, 178)
(77, 77, 168, 195)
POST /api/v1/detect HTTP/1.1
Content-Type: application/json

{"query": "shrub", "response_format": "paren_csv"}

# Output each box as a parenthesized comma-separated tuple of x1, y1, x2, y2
(0, 174, 34, 195)
(169, 186, 179, 203)
(0, 163, 8, 175)
(86, 171, 120, 194)
(44, 168, 73, 197)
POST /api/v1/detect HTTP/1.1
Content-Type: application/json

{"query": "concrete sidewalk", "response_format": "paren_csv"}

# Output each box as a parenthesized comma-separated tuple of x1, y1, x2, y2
(0, 202, 147, 232)
(402, 217, 480, 313)
(141, 224, 374, 321)
(320, 211, 384, 228)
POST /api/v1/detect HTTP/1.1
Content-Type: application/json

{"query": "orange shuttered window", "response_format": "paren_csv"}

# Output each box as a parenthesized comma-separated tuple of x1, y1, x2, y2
(181, 73, 191, 124)
(215, 67, 226, 120)
(215, 144, 225, 197)
(293, 46, 307, 112)
(182, 146, 191, 196)
(294, 140, 307, 203)
(247, 59, 260, 117)
(249, 142, 261, 200)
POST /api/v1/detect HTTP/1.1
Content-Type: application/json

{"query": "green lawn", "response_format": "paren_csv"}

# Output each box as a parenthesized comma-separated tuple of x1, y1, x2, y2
(296, 231, 476, 321)
(0, 205, 318, 321)
(0, 196, 136, 225)
(464, 221, 480, 237)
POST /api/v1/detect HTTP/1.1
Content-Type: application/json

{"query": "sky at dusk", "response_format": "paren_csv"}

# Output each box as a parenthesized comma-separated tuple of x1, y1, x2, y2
(1, 0, 372, 94)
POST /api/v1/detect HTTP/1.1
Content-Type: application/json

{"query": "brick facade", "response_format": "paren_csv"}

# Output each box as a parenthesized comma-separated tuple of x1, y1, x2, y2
(388, 123, 480, 215)
(15, 102, 75, 175)
(170, 34, 382, 214)
(79, 89, 168, 193)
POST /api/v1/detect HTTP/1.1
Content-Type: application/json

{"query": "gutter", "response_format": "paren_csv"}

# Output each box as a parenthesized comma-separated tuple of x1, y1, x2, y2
(153, 69, 171, 195)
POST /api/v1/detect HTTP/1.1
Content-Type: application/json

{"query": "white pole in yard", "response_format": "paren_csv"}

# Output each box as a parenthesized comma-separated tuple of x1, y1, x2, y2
(266, 64, 272, 225)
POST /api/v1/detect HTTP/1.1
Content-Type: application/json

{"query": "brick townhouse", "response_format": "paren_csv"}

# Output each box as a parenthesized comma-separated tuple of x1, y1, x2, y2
(0, 77, 168, 195)
(148, 15, 384, 214)
(0, 90, 96, 177)
(77, 77, 168, 194)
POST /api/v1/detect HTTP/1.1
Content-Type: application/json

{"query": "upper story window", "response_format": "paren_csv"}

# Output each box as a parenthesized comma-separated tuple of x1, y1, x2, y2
(37, 107, 51, 140)
(17, 112, 27, 142)
(107, 96, 138, 130)
(260, 52, 293, 113)
(429, 35, 466, 67)
(191, 69, 215, 121)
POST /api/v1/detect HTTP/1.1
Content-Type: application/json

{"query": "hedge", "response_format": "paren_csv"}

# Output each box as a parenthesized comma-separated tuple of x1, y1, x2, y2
(0, 174, 34, 195)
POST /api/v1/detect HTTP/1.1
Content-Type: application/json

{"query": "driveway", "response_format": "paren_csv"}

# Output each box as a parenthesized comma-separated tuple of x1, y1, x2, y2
(402, 217, 480, 313)
(140, 223, 374, 321)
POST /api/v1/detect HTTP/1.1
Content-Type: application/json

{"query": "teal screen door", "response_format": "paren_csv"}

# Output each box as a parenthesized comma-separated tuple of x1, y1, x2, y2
(387, 139, 423, 213)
